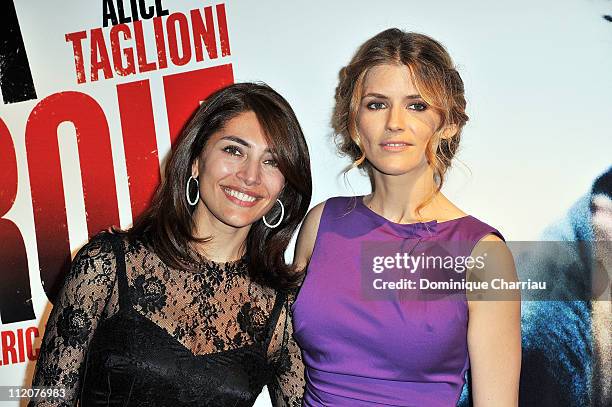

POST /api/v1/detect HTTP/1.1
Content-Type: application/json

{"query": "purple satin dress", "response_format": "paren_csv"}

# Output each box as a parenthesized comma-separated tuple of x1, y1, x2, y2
(292, 196, 503, 406)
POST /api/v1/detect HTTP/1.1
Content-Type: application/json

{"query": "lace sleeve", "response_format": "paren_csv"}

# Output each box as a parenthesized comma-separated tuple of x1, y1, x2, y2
(28, 234, 118, 407)
(267, 292, 305, 407)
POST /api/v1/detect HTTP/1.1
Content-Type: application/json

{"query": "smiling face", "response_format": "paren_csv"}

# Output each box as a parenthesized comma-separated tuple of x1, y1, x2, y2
(356, 63, 447, 176)
(192, 110, 285, 230)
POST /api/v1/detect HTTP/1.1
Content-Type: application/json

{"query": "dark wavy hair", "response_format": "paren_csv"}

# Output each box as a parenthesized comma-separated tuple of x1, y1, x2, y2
(126, 82, 312, 290)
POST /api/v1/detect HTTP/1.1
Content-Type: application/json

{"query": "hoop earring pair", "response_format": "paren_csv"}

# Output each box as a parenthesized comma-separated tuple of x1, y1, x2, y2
(187, 175, 284, 227)
(263, 199, 285, 228)
(186, 175, 199, 206)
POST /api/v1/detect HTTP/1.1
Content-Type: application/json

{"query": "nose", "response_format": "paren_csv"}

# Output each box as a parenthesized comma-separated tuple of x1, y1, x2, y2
(236, 158, 261, 186)
(386, 105, 405, 132)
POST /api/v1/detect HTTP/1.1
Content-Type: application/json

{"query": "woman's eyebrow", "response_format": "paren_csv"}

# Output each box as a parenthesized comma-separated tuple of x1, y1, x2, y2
(362, 92, 422, 99)
(362, 92, 388, 99)
(221, 136, 274, 153)
(221, 136, 250, 147)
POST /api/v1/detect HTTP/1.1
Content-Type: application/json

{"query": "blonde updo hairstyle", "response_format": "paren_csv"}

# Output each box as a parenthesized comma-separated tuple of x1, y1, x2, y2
(332, 28, 469, 214)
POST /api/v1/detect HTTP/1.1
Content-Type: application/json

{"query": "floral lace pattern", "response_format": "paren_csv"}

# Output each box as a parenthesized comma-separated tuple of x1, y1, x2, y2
(29, 233, 305, 406)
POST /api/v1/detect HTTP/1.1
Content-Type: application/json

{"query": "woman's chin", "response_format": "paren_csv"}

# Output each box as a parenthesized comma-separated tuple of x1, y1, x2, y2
(221, 215, 261, 229)
(371, 163, 423, 177)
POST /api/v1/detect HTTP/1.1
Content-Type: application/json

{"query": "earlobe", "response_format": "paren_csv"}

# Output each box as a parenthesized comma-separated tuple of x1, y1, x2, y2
(191, 159, 199, 178)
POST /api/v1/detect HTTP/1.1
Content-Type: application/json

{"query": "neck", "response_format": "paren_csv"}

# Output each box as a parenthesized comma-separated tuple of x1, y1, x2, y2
(191, 203, 250, 263)
(367, 163, 441, 223)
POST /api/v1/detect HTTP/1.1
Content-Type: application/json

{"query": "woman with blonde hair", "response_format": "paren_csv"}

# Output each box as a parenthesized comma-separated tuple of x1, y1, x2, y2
(292, 28, 521, 406)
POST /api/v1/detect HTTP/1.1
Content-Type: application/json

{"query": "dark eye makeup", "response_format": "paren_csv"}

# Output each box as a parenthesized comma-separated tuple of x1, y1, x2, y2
(364, 100, 429, 112)
(222, 145, 242, 156)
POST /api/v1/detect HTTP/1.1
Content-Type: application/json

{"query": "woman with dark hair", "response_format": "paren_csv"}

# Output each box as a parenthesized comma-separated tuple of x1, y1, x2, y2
(292, 29, 521, 406)
(29, 82, 310, 406)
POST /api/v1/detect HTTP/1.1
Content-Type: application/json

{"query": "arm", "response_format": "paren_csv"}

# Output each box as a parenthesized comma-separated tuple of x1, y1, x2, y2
(293, 202, 325, 273)
(266, 202, 325, 405)
(467, 234, 521, 406)
(29, 234, 117, 406)
(267, 293, 305, 407)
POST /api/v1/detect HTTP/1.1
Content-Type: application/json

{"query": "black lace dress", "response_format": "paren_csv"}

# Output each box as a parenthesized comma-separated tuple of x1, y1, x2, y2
(28, 233, 304, 406)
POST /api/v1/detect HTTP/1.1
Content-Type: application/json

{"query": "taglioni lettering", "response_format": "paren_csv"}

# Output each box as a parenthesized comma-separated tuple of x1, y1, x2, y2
(65, 2, 230, 83)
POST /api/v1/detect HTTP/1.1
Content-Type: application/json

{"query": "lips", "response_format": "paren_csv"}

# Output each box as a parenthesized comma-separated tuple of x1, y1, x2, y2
(380, 141, 413, 151)
(221, 186, 261, 207)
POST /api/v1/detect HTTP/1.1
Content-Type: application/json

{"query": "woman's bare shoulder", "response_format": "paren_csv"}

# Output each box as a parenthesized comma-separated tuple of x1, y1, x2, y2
(293, 201, 327, 272)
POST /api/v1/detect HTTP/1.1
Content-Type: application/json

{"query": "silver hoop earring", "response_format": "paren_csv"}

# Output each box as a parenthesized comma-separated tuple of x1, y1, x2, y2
(186, 176, 199, 206)
(263, 199, 285, 228)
